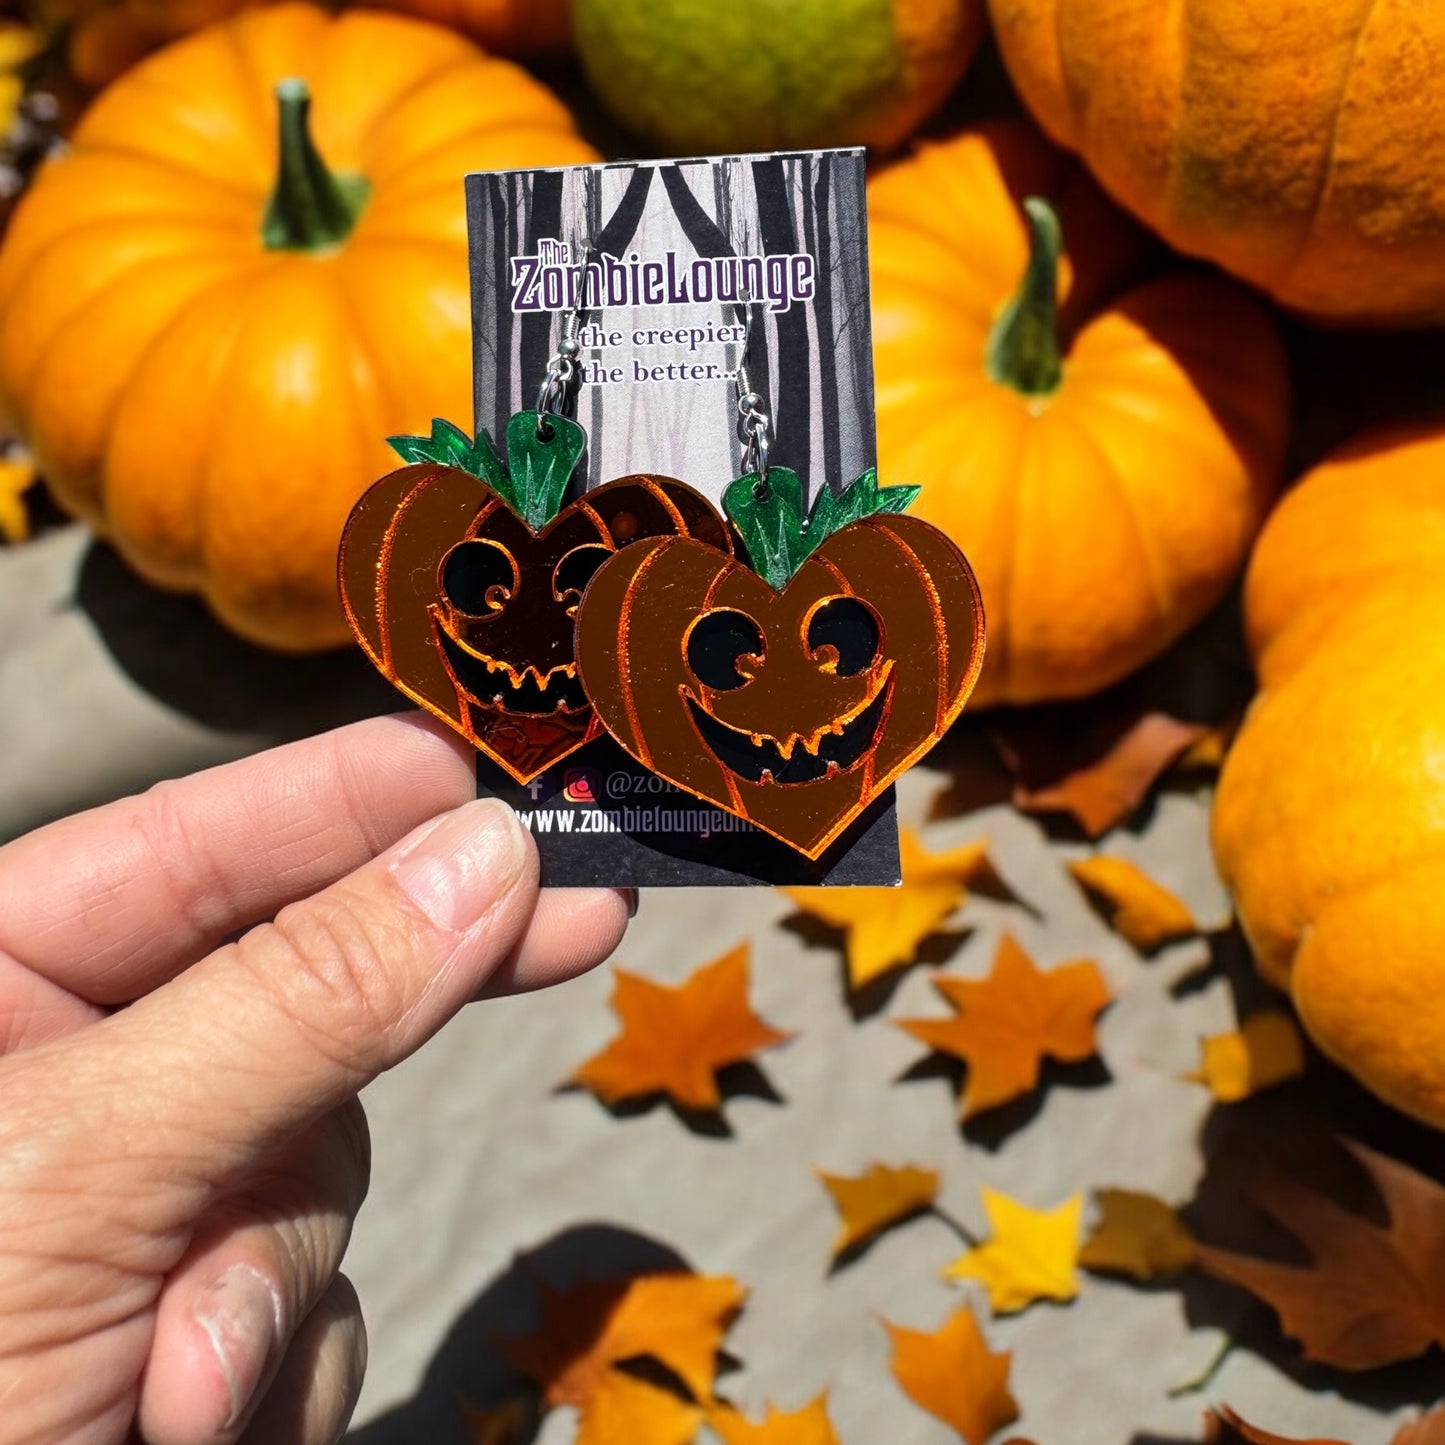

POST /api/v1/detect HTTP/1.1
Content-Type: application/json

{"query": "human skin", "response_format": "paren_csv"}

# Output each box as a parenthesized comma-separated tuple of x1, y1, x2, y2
(0, 713, 632, 1445)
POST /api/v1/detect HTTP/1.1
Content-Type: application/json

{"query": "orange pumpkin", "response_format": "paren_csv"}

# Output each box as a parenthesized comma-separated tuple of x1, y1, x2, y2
(989, 0, 1445, 325)
(0, 3, 596, 651)
(868, 122, 1291, 708)
(1213, 422, 1445, 1129)
(57, 0, 571, 88)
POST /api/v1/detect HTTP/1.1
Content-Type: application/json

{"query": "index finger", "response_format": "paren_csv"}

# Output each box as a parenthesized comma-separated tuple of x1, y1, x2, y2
(0, 713, 475, 1003)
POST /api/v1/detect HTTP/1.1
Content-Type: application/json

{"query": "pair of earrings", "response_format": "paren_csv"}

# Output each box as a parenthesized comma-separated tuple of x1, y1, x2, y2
(338, 307, 985, 861)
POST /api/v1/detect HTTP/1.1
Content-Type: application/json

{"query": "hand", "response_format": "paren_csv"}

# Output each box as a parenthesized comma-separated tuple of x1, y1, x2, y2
(0, 714, 631, 1445)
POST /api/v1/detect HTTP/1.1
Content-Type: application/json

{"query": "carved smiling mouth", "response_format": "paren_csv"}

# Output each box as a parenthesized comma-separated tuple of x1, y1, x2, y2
(685, 667, 894, 785)
(436, 626, 588, 715)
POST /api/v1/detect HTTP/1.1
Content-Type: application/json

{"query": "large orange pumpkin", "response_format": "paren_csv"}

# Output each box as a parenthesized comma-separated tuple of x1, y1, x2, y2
(1213, 422, 1445, 1130)
(869, 122, 1290, 708)
(0, 3, 596, 650)
(989, 0, 1445, 325)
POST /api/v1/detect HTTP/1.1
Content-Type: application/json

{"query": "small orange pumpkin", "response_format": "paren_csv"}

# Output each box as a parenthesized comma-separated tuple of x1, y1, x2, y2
(1213, 421, 1445, 1129)
(869, 121, 1291, 707)
(0, 3, 596, 650)
(989, 0, 1445, 325)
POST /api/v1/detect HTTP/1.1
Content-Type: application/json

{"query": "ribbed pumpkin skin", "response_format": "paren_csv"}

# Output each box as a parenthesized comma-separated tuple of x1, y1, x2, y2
(0, 3, 596, 650)
(868, 122, 1290, 707)
(1213, 422, 1445, 1130)
(989, 0, 1445, 325)
(62, 0, 572, 88)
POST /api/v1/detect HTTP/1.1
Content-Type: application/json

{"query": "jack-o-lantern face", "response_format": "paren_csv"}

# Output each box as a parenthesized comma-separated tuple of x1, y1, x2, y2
(575, 513, 986, 857)
(340, 464, 730, 783)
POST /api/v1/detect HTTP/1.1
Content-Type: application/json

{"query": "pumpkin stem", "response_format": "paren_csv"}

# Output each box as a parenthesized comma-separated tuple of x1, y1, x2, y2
(986, 196, 1065, 399)
(262, 78, 370, 252)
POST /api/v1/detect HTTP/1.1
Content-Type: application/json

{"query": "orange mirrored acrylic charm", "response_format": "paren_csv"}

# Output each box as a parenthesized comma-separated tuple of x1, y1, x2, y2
(338, 411, 730, 784)
(575, 465, 987, 858)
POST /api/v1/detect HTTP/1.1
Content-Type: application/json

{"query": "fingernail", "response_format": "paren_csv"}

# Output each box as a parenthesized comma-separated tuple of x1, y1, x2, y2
(193, 1264, 283, 1431)
(390, 799, 528, 932)
(615, 887, 640, 918)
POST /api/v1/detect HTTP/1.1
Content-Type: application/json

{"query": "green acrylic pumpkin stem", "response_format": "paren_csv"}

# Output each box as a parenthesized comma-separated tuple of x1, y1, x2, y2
(262, 78, 371, 252)
(986, 196, 1065, 399)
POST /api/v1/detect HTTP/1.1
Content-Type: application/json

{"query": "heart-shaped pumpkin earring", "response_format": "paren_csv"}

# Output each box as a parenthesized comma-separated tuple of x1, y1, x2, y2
(339, 300, 729, 784)
(574, 351, 987, 860)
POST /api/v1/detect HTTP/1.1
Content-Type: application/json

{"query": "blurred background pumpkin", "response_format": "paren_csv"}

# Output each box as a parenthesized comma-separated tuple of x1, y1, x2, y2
(989, 0, 1445, 326)
(869, 121, 1291, 708)
(1214, 422, 1445, 1130)
(0, 1, 595, 650)
(572, 0, 987, 154)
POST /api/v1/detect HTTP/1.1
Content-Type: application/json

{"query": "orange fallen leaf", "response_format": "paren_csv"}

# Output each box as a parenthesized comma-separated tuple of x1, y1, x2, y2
(1067, 855, 1198, 952)
(575, 1371, 703, 1445)
(1078, 1188, 1197, 1281)
(992, 708, 1211, 839)
(943, 1189, 1082, 1313)
(1188, 1011, 1306, 1103)
(897, 934, 1111, 1119)
(1395, 1409, 1445, 1445)
(782, 831, 995, 989)
(500, 1271, 745, 1409)
(886, 1304, 1019, 1445)
(1196, 1140, 1445, 1369)
(462, 1399, 532, 1445)
(1204, 1406, 1349, 1445)
(570, 944, 790, 1111)
(816, 1162, 940, 1258)
(709, 1395, 841, 1444)
(0, 449, 37, 544)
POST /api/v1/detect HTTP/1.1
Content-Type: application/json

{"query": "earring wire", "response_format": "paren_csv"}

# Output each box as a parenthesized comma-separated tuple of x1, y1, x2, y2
(734, 292, 772, 498)
(535, 245, 596, 439)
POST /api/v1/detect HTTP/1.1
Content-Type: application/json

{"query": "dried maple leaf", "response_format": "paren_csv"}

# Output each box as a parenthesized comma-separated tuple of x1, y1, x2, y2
(885, 1304, 1019, 1445)
(710, 1395, 841, 1444)
(1067, 855, 1198, 952)
(500, 1271, 746, 1409)
(462, 1400, 532, 1445)
(816, 1162, 940, 1258)
(991, 708, 1211, 838)
(1078, 1188, 1197, 1281)
(570, 944, 790, 1111)
(575, 1371, 703, 1445)
(943, 1188, 1082, 1313)
(1195, 1140, 1445, 1369)
(1189, 1011, 1306, 1103)
(1204, 1405, 1348, 1445)
(781, 831, 995, 989)
(1395, 1410, 1445, 1445)
(0, 450, 37, 544)
(897, 933, 1111, 1119)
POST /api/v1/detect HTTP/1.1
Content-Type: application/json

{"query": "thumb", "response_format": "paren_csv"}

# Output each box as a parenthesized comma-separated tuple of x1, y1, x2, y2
(13, 798, 538, 1213)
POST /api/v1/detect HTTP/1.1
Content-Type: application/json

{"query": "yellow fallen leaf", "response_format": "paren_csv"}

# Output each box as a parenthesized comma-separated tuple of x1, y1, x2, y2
(575, 1371, 702, 1445)
(1067, 855, 1198, 951)
(885, 1304, 1019, 1445)
(710, 1395, 840, 1444)
(943, 1188, 1082, 1313)
(1189, 1010, 1306, 1103)
(782, 831, 994, 989)
(0, 451, 37, 544)
(816, 1162, 939, 1258)
(1078, 1188, 1197, 1281)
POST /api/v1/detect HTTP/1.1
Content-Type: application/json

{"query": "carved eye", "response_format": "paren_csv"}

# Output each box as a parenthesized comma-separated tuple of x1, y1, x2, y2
(806, 596, 881, 677)
(441, 540, 517, 615)
(553, 544, 613, 613)
(686, 609, 765, 692)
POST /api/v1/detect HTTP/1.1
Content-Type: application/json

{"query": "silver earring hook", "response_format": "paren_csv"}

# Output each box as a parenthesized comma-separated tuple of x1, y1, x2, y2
(734, 292, 772, 497)
(535, 245, 596, 439)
